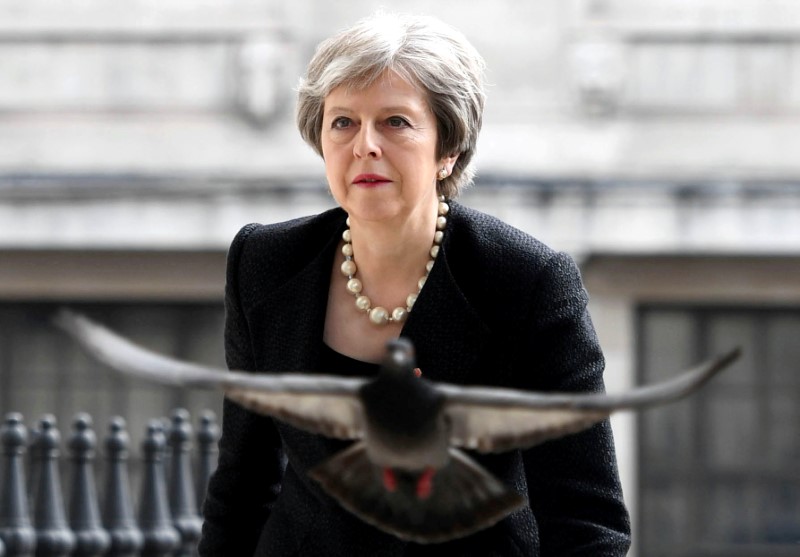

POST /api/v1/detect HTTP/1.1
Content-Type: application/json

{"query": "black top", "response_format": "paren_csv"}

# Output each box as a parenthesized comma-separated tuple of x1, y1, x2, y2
(318, 343, 380, 377)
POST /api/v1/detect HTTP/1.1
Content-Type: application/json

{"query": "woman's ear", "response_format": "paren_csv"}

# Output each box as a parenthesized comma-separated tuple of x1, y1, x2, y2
(441, 153, 460, 175)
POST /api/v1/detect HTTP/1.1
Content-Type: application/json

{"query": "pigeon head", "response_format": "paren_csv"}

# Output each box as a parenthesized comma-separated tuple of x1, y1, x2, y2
(383, 338, 416, 376)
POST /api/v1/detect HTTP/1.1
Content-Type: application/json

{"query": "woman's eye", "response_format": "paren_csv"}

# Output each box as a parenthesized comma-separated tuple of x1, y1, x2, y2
(331, 117, 352, 129)
(387, 116, 409, 128)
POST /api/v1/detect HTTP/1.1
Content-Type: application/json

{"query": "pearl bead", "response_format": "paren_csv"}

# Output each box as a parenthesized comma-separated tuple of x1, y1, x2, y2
(346, 278, 362, 294)
(341, 260, 356, 276)
(436, 216, 447, 230)
(426, 260, 435, 272)
(391, 307, 408, 323)
(342, 229, 351, 243)
(369, 307, 389, 325)
(430, 245, 440, 258)
(434, 231, 444, 244)
(342, 243, 353, 257)
(356, 295, 371, 311)
(407, 293, 418, 309)
(417, 276, 427, 289)
(438, 201, 449, 216)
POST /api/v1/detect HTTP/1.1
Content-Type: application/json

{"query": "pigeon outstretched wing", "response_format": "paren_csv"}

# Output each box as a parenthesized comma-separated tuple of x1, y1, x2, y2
(440, 348, 740, 453)
(54, 309, 740, 544)
(54, 309, 367, 440)
(56, 308, 739, 452)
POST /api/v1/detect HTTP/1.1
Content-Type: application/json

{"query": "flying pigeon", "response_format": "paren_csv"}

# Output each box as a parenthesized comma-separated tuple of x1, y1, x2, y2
(53, 309, 740, 543)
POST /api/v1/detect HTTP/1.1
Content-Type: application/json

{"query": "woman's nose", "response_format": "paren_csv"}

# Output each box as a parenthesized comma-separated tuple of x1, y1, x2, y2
(353, 124, 381, 159)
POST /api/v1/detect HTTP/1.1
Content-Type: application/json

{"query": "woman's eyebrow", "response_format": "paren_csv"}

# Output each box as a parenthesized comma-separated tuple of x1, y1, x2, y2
(324, 106, 354, 115)
(381, 105, 423, 114)
(325, 104, 422, 115)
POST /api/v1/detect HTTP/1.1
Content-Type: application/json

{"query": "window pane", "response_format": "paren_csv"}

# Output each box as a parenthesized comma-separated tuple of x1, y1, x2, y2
(10, 320, 62, 389)
(766, 315, 800, 386)
(706, 313, 757, 387)
(706, 393, 759, 470)
(703, 482, 761, 544)
(641, 309, 696, 381)
(640, 399, 695, 468)
(640, 483, 691, 547)
(766, 393, 800, 466)
(758, 482, 800, 543)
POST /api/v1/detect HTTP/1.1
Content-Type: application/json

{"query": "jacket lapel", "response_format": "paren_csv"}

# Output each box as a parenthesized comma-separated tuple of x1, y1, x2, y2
(402, 206, 490, 385)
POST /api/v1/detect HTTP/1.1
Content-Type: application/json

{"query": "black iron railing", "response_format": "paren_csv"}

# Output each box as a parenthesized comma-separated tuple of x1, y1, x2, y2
(0, 410, 219, 557)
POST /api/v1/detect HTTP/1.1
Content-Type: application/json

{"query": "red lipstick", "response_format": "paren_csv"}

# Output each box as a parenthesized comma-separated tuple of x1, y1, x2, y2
(353, 174, 391, 187)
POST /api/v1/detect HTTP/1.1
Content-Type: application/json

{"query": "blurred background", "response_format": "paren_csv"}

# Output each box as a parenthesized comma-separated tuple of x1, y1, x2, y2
(1, 0, 798, 555)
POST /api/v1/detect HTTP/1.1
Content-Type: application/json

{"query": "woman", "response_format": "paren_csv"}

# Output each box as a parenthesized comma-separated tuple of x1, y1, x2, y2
(200, 12, 631, 556)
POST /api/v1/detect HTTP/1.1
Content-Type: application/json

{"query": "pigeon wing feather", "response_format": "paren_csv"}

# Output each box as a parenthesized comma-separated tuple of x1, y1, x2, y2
(53, 309, 367, 440)
(441, 347, 740, 453)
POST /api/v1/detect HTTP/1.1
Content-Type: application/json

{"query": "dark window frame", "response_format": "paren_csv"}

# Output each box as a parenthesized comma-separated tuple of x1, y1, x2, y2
(636, 304, 800, 556)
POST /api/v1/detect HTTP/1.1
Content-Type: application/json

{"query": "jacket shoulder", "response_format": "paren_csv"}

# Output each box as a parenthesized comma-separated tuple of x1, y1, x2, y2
(226, 207, 346, 301)
(234, 207, 345, 253)
(447, 202, 559, 280)
(446, 203, 586, 321)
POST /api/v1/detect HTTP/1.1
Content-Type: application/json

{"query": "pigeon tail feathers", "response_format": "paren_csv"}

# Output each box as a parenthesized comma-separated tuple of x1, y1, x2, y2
(309, 443, 525, 544)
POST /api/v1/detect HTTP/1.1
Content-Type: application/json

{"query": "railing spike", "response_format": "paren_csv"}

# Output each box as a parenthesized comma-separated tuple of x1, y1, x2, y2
(67, 414, 110, 557)
(102, 417, 143, 557)
(30, 415, 75, 557)
(195, 410, 219, 515)
(0, 413, 37, 556)
(138, 420, 180, 557)
(167, 409, 203, 557)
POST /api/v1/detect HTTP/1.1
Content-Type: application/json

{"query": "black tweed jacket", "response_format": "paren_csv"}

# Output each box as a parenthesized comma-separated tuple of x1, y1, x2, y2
(199, 202, 631, 556)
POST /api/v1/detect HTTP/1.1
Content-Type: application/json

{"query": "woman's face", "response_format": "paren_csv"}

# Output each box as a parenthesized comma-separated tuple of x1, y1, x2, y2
(321, 70, 456, 225)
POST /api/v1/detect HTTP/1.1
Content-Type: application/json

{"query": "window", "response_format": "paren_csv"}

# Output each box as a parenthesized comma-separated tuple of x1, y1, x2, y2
(637, 306, 800, 555)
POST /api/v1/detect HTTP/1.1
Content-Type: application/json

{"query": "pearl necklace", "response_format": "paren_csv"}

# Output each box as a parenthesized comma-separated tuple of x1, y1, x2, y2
(340, 198, 450, 326)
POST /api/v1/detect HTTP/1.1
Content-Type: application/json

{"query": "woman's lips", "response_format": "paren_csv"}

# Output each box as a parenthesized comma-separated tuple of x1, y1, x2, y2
(353, 174, 391, 187)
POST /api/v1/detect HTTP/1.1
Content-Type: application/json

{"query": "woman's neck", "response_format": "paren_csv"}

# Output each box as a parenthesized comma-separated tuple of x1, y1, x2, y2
(346, 204, 439, 305)
(324, 197, 448, 358)
(350, 208, 437, 284)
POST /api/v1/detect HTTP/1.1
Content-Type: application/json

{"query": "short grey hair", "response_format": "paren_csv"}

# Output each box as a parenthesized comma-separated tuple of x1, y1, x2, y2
(296, 13, 487, 199)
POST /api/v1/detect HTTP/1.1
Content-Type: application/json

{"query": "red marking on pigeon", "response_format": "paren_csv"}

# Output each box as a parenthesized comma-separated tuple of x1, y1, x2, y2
(416, 467, 435, 499)
(383, 468, 397, 492)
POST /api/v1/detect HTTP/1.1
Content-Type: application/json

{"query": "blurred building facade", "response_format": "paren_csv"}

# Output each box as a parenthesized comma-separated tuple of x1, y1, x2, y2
(1, 0, 798, 554)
